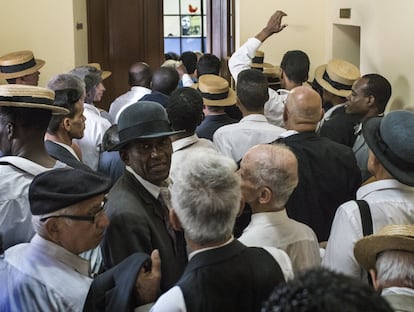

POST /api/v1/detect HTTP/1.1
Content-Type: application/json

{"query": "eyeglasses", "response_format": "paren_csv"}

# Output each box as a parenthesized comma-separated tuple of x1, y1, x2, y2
(40, 198, 106, 224)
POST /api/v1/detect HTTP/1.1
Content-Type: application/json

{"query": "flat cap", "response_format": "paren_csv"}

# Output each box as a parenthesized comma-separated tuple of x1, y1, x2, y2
(29, 168, 112, 215)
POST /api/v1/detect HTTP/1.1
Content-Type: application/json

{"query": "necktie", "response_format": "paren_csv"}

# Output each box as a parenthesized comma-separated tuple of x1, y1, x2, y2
(159, 187, 177, 249)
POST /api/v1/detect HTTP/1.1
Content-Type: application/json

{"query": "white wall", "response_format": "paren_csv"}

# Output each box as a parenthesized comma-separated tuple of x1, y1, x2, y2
(0, 0, 88, 87)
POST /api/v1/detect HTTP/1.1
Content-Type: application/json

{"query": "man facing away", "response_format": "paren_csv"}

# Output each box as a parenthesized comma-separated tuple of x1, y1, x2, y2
(238, 144, 320, 275)
(354, 224, 414, 312)
(0, 85, 69, 249)
(323, 110, 414, 280)
(274, 86, 361, 242)
(109, 62, 152, 123)
(150, 149, 292, 312)
(101, 101, 187, 294)
(229, 10, 310, 127)
(213, 69, 285, 163)
(0, 50, 44, 86)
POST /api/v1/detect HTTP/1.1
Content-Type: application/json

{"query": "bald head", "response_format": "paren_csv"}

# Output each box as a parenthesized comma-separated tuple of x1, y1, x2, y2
(240, 144, 298, 209)
(128, 62, 152, 88)
(284, 86, 323, 131)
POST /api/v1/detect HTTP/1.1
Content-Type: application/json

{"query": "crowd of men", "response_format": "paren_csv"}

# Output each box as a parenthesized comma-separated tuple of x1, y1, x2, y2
(0, 8, 413, 312)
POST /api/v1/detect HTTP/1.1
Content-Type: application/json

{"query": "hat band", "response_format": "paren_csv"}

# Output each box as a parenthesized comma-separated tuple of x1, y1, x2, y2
(375, 127, 414, 171)
(119, 120, 173, 141)
(252, 56, 264, 64)
(0, 58, 36, 74)
(0, 95, 53, 105)
(323, 70, 352, 91)
(198, 88, 229, 101)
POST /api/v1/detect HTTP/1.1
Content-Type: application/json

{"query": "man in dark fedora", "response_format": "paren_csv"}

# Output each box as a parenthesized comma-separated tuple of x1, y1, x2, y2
(0, 84, 69, 249)
(0, 50, 45, 86)
(0, 168, 161, 311)
(354, 224, 414, 311)
(316, 58, 362, 147)
(101, 101, 187, 295)
(195, 74, 238, 141)
(323, 110, 414, 280)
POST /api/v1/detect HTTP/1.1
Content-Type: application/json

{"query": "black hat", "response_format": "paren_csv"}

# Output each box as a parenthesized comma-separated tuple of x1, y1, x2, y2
(29, 168, 112, 215)
(363, 110, 414, 186)
(109, 101, 183, 151)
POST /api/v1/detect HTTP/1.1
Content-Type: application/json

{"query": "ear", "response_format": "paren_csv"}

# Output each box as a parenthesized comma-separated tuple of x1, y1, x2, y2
(367, 95, 376, 108)
(62, 117, 71, 131)
(237, 197, 245, 217)
(170, 209, 182, 231)
(258, 186, 272, 205)
(369, 269, 381, 291)
(319, 109, 325, 121)
(235, 96, 241, 107)
(45, 219, 61, 243)
(6, 122, 14, 141)
(283, 105, 289, 122)
(119, 149, 129, 165)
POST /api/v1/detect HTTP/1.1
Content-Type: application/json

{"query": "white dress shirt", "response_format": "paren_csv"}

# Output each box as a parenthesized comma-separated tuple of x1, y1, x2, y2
(74, 103, 111, 171)
(228, 37, 289, 127)
(239, 210, 321, 274)
(322, 179, 414, 280)
(109, 86, 152, 123)
(3, 235, 92, 311)
(149, 237, 293, 312)
(213, 114, 285, 162)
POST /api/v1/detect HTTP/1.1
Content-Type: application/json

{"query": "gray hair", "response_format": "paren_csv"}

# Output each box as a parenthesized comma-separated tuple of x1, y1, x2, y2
(376, 250, 414, 288)
(47, 73, 85, 93)
(245, 144, 298, 208)
(171, 149, 241, 245)
(32, 206, 75, 238)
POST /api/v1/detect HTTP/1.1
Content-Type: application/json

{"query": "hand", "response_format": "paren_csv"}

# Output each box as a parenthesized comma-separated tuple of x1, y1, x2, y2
(135, 249, 162, 304)
(256, 10, 288, 42)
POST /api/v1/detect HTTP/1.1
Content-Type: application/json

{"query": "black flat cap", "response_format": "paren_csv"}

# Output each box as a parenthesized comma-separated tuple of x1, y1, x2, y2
(29, 168, 113, 215)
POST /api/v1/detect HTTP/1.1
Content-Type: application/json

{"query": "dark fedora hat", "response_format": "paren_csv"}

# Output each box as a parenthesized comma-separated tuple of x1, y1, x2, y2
(109, 101, 183, 151)
(363, 110, 414, 186)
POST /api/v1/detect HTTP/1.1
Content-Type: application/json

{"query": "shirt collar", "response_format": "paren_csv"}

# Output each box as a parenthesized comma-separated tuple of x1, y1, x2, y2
(240, 114, 268, 122)
(53, 141, 80, 161)
(188, 236, 234, 260)
(125, 165, 161, 199)
(382, 286, 414, 296)
(278, 129, 299, 138)
(31, 234, 90, 277)
(83, 103, 101, 116)
(172, 134, 199, 152)
(250, 210, 289, 225)
(357, 179, 413, 199)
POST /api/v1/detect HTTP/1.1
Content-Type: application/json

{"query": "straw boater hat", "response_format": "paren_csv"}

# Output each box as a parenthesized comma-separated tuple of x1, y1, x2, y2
(0, 50, 45, 80)
(314, 59, 360, 97)
(87, 63, 112, 80)
(0, 84, 69, 115)
(250, 50, 281, 86)
(196, 74, 236, 107)
(354, 224, 414, 271)
(363, 110, 414, 186)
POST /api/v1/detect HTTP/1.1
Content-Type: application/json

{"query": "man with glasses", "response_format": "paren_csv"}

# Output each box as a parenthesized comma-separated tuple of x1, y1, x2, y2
(0, 168, 161, 311)
(101, 101, 188, 296)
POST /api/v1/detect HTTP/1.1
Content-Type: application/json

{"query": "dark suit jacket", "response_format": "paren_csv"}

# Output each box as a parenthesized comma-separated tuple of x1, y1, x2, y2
(83, 252, 150, 312)
(276, 132, 361, 241)
(101, 171, 187, 293)
(196, 114, 237, 141)
(45, 140, 93, 171)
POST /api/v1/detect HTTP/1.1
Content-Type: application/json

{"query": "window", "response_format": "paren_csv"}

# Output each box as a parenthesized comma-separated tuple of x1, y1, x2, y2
(163, 0, 207, 55)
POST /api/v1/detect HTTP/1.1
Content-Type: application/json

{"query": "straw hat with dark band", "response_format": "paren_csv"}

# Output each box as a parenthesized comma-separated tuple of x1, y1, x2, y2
(0, 50, 45, 80)
(0, 84, 69, 115)
(196, 74, 236, 107)
(363, 110, 414, 186)
(354, 224, 414, 271)
(250, 50, 281, 86)
(87, 63, 112, 80)
(314, 59, 360, 97)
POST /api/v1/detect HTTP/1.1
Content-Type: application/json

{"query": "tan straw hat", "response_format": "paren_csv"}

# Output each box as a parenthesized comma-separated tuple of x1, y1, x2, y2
(196, 74, 236, 107)
(87, 63, 112, 80)
(0, 50, 45, 80)
(0, 84, 69, 115)
(354, 224, 414, 271)
(314, 59, 360, 97)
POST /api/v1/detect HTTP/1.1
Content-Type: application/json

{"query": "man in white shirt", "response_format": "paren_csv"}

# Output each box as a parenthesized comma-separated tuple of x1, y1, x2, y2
(213, 69, 285, 163)
(228, 10, 310, 127)
(354, 224, 414, 312)
(238, 144, 320, 275)
(109, 62, 152, 122)
(150, 149, 293, 312)
(323, 110, 414, 280)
